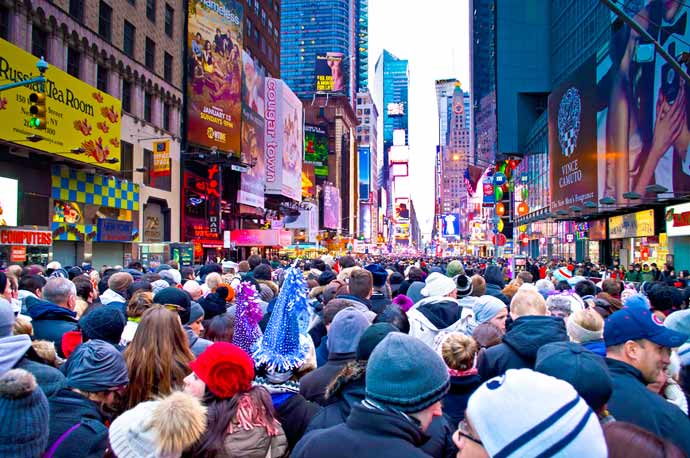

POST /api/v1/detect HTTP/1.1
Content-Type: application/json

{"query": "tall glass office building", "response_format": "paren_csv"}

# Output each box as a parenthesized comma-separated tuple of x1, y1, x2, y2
(374, 50, 409, 150)
(281, 0, 368, 99)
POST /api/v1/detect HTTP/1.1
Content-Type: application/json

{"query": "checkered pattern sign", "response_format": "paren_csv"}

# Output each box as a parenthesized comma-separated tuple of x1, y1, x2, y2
(51, 166, 139, 211)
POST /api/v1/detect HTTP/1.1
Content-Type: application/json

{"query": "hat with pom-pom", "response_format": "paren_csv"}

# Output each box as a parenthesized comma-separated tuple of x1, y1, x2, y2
(0, 369, 49, 458)
(190, 342, 254, 399)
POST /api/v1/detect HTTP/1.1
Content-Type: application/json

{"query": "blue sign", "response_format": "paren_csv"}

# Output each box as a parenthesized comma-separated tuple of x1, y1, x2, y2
(97, 218, 134, 242)
(442, 214, 460, 237)
(493, 172, 507, 186)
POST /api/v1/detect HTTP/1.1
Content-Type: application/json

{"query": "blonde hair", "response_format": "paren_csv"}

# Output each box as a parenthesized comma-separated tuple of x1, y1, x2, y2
(440, 333, 478, 371)
(205, 272, 222, 291)
(510, 290, 548, 317)
(569, 308, 604, 332)
(470, 275, 486, 297)
(13, 315, 33, 336)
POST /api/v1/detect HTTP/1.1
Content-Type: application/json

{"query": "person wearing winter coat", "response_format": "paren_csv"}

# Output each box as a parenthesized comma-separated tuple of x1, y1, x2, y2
(293, 333, 451, 458)
(483, 264, 510, 305)
(604, 304, 690, 455)
(184, 342, 289, 458)
(567, 308, 606, 357)
(299, 307, 370, 405)
(25, 277, 79, 357)
(364, 264, 392, 314)
(48, 340, 129, 458)
(199, 284, 231, 321)
(478, 289, 568, 381)
(407, 273, 464, 348)
(185, 302, 213, 357)
(437, 332, 482, 426)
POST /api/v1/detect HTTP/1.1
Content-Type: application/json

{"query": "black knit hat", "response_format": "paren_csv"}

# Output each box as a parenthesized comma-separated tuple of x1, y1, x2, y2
(79, 306, 127, 345)
(154, 287, 192, 324)
(0, 369, 49, 458)
(356, 323, 397, 360)
(318, 270, 337, 286)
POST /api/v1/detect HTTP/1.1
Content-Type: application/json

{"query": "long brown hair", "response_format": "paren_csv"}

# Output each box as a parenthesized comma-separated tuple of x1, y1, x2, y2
(122, 306, 194, 409)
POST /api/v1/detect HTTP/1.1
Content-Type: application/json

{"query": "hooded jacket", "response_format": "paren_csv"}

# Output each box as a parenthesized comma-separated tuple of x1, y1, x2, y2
(483, 265, 510, 305)
(606, 358, 690, 455)
(26, 296, 78, 357)
(0, 334, 66, 397)
(294, 403, 432, 458)
(407, 297, 465, 348)
(369, 291, 391, 315)
(333, 295, 376, 322)
(98, 289, 127, 314)
(184, 325, 213, 357)
(477, 315, 567, 381)
(300, 352, 355, 406)
(47, 388, 110, 458)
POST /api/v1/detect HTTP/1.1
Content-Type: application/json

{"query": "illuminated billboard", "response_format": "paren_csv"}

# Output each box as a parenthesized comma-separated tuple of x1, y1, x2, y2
(359, 146, 370, 200)
(239, 51, 266, 208)
(0, 177, 18, 226)
(315, 52, 345, 92)
(322, 184, 341, 230)
(186, 0, 243, 154)
(387, 102, 405, 117)
(304, 125, 329, 176)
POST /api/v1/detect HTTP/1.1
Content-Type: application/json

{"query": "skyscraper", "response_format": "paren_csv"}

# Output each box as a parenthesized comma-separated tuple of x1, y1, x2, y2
(356, 0, 368, 91)
(280, 0, 362, 100)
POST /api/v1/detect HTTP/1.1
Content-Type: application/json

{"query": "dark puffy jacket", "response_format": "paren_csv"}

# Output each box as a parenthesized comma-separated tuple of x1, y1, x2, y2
(478, 315, 567, 381)
(442, 374, 483, 426)
(293, 403, 431, 458)
(300, 353, 354, 406)
(369, 291, 391, 315)
(47, 388, 109, 458)
(483, 265, 510, 305)
(26, 296, 79, 357)
(198, 293, 228, 320)
(15, 356, 66, 398)
(606, 358, 690, 455)
(259, 383, 320, 451)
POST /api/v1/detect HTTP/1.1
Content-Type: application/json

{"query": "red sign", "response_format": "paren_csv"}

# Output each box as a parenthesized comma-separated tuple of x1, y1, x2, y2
(0, 229, 52, 246)
(10, 246, 26, 262)
(492, 233, 507, 246)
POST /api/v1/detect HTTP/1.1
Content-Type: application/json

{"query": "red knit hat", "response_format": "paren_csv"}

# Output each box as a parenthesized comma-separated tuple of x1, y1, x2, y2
(190, 342, 255, 399)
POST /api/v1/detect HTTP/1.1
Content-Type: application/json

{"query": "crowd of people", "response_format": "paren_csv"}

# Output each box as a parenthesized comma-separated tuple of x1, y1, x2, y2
(2, 254, 690, 457)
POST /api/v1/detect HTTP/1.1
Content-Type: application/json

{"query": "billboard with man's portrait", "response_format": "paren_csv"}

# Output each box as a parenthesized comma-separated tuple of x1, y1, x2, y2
(186, 0, 243, 154)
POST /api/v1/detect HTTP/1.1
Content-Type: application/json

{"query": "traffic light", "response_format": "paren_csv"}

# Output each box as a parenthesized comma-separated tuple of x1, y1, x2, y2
(29, 91, 46, 129)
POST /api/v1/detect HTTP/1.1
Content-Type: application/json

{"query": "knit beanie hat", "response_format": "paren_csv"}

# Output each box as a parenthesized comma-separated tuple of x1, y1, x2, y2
(64, 339, 129, 391)
(327, 307, 370, 354)
(364, 264, 388, 287)
(0, 297, 15, 337)
(535, 342, 613, 411)
(473, 295, 507, 324)
(566, 309, 604, 344)
(190, 342, 254, 399)
(154, 287, 192, 325)
(109, 391, 207, 458)
(187, 302, 205, 325)
(0, 369, 49, 458)
(421, 272, 457, 297)
(253, 267, 311, 372)
(392, 294, 414, 312)
(666, 309, 690, 344)
(467, 369, 607, 457)
(318, 270, 337, 286)
(552, 267, 573, 283)
(366, 333, 450, 413)
(454, 274, 473, 298)
(109, 272, 134, 293)
(79, 306, 127, 345)
(446, 260, 465, 278)
(356, 323, 398, 360)
(150, 279, 169, 295)
(232, 281, 264, 355)
(407, 281, 426, 304)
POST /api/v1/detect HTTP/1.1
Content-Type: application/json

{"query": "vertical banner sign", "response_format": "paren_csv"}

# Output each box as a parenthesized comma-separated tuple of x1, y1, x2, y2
(186, 0, 243, 155)
(152, 141, 171, 175)
(264, 78, 303, 201)
(239, 50, 266, 207)
(207, 164, 221, 234)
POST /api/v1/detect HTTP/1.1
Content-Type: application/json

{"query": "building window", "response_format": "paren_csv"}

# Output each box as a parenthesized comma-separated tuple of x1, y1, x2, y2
(0, 6, 10, 40)
(69, 0, 84, 21)
(146, 0, 156, 22)
(163, 102, 170, 131)
(97, 64, 108, 92)
(31, 26, 48, 59)
(67, 47, 81, 78)
(98, 1, 112, 41)
(164, 4, 174, 37)
(145, 37, 155, 70)
(123, 21, 135, 57)
(144, 92, 152, 122)
(122, 80, 132, 112)
(163, 52, 172, 81)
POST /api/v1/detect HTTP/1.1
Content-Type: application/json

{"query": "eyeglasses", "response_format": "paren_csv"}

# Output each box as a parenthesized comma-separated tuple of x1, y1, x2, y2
(457, 419, 483, 447)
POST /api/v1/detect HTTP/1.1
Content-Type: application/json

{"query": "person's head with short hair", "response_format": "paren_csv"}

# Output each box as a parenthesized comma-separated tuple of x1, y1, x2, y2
(407, 267, 425, 282)
(42, 277, 77, 310)
(237, 261, 250, 273)
(373, 305, 410, 333)
(338, 255, 356, 269)
(604, 421, 686, 458)
(510, 289, 548, 319)
(6, 265, 22, 279)
(517, 271, 533, 284)
(72, 275, 95, 303)
(181, 267, 195, 281)
(470, 275, 486, 297)
(438, 332, 478, 372)
(205, 272, 222, 292)
(602, 279, 621, 297)
(348, 268, 373, 300)
(535, 278, 555, 298)
(647, 284, 682, 313)
(247, 255, 262, 270)
(205, 314, 235, 343)
(472, 322, 504, 349)
(18, 275, 45, 298)
(311, 259, 326, 272)
(253, 264, 272, 281)
(575, 279, 597, 299)
(567, 308, 604, 344)
(605, 304, 688, 384)
(183, 281, 203, 301)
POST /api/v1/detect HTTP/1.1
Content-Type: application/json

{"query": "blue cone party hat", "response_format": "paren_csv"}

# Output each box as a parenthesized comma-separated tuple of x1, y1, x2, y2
(232, 281, 264, 355)
(253, 266, 310, 372)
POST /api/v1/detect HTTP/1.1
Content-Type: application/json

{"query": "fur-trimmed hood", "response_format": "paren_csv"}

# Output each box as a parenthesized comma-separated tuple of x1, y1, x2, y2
(325, 360, 366, 400)
(257, 280, 280, 295)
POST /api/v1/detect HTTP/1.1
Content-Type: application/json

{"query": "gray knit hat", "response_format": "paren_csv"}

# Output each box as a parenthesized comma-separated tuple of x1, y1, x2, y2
(64, 339, 129, 391)
(365, 333, 450, 412)
(0, 369, 49, 458)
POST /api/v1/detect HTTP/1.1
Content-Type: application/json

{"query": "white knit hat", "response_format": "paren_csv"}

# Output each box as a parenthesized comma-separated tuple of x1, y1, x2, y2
(109, 391, 207, 458)
(421, 272, 457, 297)
(467, 369, 607, 458)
